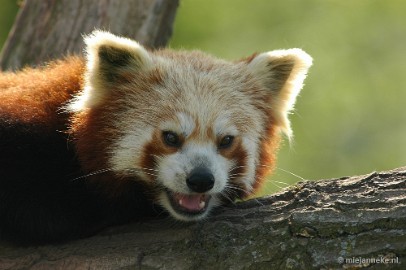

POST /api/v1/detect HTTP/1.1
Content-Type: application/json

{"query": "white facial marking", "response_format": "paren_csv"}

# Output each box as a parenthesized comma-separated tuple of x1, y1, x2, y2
(213, 113, 238, 137)
(241, 136, 258, 191)
(110, 125, 154, 177)
(159, 112, 195, 137)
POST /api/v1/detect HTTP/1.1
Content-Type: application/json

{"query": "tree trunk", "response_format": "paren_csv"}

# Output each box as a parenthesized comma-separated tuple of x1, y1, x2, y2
(0, 0, 179, 70)
(0, 167, 405, 269)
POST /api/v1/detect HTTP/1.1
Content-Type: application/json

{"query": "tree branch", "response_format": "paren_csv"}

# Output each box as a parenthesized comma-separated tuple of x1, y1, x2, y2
(1, 167, 405, 269)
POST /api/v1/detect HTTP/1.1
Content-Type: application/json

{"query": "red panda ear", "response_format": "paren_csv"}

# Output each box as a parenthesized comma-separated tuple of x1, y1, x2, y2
(68, 30, 153, 111)
(247, 49, 312, 138)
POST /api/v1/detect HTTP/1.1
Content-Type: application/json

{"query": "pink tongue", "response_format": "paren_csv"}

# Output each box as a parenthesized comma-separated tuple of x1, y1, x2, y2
(175, 194, 203, 211)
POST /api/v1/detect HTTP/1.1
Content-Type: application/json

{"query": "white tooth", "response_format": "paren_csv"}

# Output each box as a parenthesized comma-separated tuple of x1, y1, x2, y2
(179, 199, 183, 206)
(199, 201, 206, 209)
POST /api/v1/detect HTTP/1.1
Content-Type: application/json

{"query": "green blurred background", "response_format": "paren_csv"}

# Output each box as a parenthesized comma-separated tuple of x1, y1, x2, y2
(1, 0, 405, 195)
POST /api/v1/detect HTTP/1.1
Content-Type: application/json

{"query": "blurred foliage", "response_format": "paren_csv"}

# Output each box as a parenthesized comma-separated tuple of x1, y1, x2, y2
(1, 0, 405, 195)
(0, 0, 18, 49)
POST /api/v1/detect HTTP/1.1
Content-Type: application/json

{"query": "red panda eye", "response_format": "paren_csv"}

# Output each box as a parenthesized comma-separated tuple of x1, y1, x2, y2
(219, 135, 234, 149)
(162, 131, 181, 147)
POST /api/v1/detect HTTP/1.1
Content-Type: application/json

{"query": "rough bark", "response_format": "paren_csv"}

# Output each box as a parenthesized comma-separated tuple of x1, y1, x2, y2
(0, 0, 179, 70)
(1, 167, 405, 270)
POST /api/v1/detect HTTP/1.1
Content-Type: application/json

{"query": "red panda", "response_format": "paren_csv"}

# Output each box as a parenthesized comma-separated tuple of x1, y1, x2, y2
(0, 31, 312, 244)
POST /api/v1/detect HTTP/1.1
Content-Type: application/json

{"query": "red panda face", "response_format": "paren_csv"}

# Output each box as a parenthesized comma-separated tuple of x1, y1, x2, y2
(68, 31, 312, 221)
(104, 65, 267, 220)
(140, 111, 257, 220)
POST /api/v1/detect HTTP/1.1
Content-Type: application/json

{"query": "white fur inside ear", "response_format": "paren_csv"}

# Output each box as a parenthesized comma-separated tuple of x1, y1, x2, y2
(68, 30, 153, 112)
(248, 48, 312, 138)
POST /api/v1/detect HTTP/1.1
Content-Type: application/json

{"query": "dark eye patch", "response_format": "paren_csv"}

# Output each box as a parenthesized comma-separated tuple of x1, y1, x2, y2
(162, 131, 182, 148)
(218, 135, 234, 149)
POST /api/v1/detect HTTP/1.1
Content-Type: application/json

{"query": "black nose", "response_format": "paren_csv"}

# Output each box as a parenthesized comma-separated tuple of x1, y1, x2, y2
(186, 167, 215, 193)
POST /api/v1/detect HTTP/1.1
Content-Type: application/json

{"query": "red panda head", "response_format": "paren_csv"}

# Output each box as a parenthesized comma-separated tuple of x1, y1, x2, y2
(68, 31, 312, 221)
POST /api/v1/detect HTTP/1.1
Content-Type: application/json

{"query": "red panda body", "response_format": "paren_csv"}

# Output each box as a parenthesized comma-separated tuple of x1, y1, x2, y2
(0, 31, 312, 244)
(0, 58, 154, 244)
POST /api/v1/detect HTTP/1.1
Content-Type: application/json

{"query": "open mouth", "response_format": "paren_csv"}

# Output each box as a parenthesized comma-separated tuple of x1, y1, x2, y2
(166, 189, 212, 216)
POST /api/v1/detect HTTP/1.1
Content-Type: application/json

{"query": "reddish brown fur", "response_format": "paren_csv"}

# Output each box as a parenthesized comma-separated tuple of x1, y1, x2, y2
(0, 57, 84, 130)
(70, 106, 130, 198)
(238, 53, 259, 64)
(253, 119, 281, 194)
(226, 138, 249, 198)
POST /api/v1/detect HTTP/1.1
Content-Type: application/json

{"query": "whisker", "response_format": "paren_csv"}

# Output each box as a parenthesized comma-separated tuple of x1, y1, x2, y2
(268, 181, 286, 190)
(251, 198, 265, 207)
(124, 168, 157, 178)
(220, 191, 237, 204)
(225, 184, 247, 193)
(152, 154, 164, 161)
(141, 171, 157, 177)
(276, 167, 306, 181)
(272, 180, 291, 187)
(228, 165, 247, 173)
(71, 168, 113, 181)
(228, 173, 245, 178)
(259, 164, 306, 182)
(138, 167, 160, 172)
